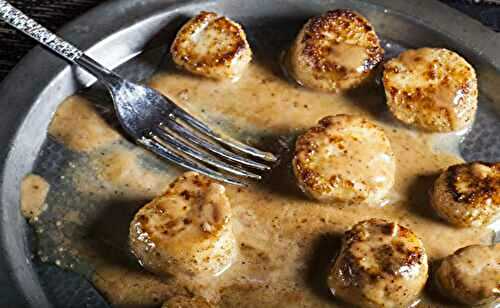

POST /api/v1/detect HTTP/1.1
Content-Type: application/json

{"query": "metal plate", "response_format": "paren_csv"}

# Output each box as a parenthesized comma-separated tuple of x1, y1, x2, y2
(0, 0, 499, 307)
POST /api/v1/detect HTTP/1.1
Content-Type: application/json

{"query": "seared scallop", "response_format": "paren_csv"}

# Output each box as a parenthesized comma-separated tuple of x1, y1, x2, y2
(287, 9, 384, 92)
(292, 114, 395, 204)
(129, 172, 237, 277)
(435, 244, 500, 306)
(170, 11, 252, 80)
(383, 48, 478, 132)
(431, 162, 500, 227)
(162, 295, 213, 308)
(328, 219, 429, 308)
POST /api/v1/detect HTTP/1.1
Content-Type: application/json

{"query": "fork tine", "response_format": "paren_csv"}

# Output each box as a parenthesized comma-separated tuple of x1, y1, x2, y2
(161, 121, 271, 171)
(138, 136, 246, 186)
(152, 128, 262, 180)
(169, 104, 278, 162)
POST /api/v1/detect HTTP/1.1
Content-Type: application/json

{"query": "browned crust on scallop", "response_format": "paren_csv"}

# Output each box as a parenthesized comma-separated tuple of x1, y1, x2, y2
(170, 11, 251, 79)
(293, 114, 393, 203)
(288, 9, 384, 92)
(302, 10, 383, 73)
(383, 48, 478, 132)
(134, 173, 217, 241)
(341, 219, 426, 278)
(434, 244, 500, 306)
(328, 219, 428, 308)
(294, 116, 377, 201)
(431, 162, 500, 227)
(447, 162, 500, 204)
(129, 172, 234, 277)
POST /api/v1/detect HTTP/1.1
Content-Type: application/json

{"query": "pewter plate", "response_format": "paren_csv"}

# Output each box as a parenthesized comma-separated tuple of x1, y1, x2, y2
(0, 0, 499, 307)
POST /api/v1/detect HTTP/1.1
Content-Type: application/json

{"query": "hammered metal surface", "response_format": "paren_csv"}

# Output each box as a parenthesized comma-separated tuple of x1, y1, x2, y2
(462, 102, 500, 162)
(36, 262, 111, 308)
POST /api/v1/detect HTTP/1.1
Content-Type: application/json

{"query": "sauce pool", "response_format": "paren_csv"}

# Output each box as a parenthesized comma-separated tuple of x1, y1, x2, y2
(21, 61, 496, 307)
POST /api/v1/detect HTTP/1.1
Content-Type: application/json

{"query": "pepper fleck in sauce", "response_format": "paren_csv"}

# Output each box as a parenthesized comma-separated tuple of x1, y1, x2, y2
(22, 62, 496, 307)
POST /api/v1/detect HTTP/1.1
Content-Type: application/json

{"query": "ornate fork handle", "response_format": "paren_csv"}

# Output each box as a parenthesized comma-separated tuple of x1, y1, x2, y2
(0, 0, 83, 62)
(0, 0, 120, 83)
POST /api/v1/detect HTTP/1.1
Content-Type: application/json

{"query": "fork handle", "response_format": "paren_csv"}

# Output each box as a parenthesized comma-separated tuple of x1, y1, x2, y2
(0, 0, 83, 61)
(0, 0, 115, 79)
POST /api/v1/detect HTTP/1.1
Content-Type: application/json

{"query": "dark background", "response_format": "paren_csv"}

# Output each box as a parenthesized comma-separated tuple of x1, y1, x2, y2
(0, 0, 499, 81)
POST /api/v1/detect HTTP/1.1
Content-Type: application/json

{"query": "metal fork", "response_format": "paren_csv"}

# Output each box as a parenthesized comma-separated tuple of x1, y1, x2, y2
(0, 1, 277, 186)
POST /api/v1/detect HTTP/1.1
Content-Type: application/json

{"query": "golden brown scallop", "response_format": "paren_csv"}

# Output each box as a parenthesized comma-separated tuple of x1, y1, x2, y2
(435, 244, 500, 306)
(328, 219, 429, 308)
(287, 9, 384, 92)
(431, 162, 500, 227)
(171, 11, 252, 80)
(292, 114, 395, 204)
(383, 48, 478, 132)
(162, 295, 213, 308)
(129, 172, 237, 278)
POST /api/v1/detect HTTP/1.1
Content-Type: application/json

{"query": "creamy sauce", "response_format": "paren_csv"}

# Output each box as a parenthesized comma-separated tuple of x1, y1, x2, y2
(293, 114, 396, 203)
(327, 43, 370, 73)
(78, 146, 174, 201)
(48, 96, 121, 152)
(20, 174, 50, 220)
(399, 50, 459, 127)
(24, 61, 496, 307)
